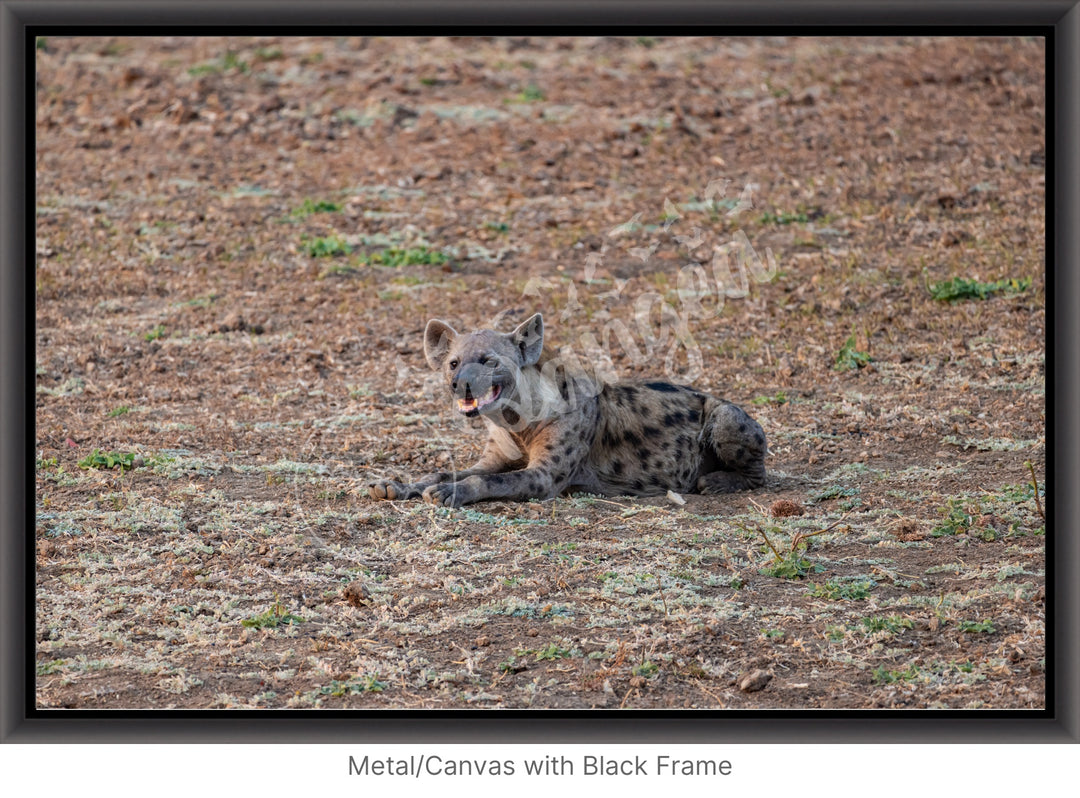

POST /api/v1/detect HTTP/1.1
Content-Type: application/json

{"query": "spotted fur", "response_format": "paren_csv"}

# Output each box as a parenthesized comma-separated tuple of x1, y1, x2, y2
(369, 313, 767, 508)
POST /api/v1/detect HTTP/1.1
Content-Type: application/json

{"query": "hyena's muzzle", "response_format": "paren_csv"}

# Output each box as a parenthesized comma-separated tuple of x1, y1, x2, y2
(452, 362, 504, 417)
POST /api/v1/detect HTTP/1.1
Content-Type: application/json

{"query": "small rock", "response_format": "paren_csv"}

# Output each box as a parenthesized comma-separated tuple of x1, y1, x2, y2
(738, 669, 772, 693)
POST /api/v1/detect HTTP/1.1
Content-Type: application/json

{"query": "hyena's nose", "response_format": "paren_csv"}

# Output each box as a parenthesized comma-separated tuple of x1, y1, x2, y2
(453, 364, 488, 398)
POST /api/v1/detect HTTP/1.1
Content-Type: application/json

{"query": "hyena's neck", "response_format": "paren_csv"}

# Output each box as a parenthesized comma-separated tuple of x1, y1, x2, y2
(497, 365, 567, 427)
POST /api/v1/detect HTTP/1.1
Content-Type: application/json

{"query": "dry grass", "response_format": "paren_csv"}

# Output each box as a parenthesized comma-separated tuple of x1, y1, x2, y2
(35, 35, 1045, 709)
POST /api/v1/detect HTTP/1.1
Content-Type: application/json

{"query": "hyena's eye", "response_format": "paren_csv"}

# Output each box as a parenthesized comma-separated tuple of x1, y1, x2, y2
(448, 359, 459, 370)
(478, 356, 491, 366)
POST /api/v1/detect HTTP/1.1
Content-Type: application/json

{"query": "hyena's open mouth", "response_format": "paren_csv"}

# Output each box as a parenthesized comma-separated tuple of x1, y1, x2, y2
(458, 384, 502, 417)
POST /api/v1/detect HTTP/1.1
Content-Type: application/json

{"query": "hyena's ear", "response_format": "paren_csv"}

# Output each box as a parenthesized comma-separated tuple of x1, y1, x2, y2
(424, 319, 459, 371)
(509, 313, 544, 366)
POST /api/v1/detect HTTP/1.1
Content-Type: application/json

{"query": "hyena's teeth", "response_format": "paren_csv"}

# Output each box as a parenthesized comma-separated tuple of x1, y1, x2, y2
(458, 385, 501, 414)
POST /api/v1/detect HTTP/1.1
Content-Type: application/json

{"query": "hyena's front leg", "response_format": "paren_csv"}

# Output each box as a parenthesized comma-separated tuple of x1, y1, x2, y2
(422, 466, 563, 508)
(369, 449, 521, 502)
(422, 423, 587, 507)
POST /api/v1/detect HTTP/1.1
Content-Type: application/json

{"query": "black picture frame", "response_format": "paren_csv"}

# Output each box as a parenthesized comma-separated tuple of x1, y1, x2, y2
(3, 0, 1076, 743)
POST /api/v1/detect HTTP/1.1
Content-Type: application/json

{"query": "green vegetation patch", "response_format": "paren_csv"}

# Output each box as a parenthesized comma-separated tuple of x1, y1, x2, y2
(507, 84, 545, 103)
(761, 550, 818, 580)
(292, 199, 343, 218)
(241, 599, 305, 629)
(632, 660, 660, 678)
(927, 275, 1031, 302)
(490, 600, 574, 620)
(751, 391, 789, 406)
(834, 332, 872, 371)
(78, 449, 137, 472)
(318, 675, 388, 695)
(358, 246, 448, 267)
(761, 210, 809, 225)
(808, 579, 875, 601)
(861, 615, 913, 635)
(872, 663, 921, 684)
(188, 50, 249, 76)
(957, 619, 996, 634)
(302, 235, 352, 257)
(807, 485, 860, 505)
(36, 658, 68, 676)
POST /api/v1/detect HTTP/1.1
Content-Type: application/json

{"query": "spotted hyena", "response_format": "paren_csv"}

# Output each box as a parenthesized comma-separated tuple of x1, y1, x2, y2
(368, 313, 767, 508)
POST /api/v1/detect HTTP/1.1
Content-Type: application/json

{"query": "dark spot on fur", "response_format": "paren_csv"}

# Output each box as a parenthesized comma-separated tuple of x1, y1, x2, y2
(739, 422, 748, 433)
(642, 425, 661, 439)
(755, 431, 765, 446)
(551, 454, 562, 465)
(622, 386, 638, 400)
(686, 409, 700, 424)
(612, 460, 624, 475)
(491, 475, 505, 485)
(645, 381, 680, 393)
(662, 412, 683, 427)
(736, 447, 746, 460)
(602, 431, 618, 449)
(632, 478, 643, 491)
(623, 430, 642, 448)
(636, 448, 650, 462)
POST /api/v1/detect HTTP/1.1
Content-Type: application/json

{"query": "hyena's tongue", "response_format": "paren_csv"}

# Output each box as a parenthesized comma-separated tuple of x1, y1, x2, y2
(458, 385, 501, 414)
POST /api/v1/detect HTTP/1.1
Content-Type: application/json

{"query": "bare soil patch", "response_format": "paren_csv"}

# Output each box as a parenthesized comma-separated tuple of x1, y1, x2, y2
(35, 36, 1045, 709)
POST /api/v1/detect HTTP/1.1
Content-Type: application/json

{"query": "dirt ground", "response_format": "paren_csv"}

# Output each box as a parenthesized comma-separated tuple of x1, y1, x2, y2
(34, 36, 1045, 710)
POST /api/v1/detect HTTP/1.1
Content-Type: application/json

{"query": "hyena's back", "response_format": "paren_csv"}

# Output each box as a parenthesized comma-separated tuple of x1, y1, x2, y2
(577, 380, 767, 497)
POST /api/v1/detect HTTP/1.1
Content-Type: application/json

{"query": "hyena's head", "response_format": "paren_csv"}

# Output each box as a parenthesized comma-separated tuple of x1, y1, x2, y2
(424, 313, 544, 420)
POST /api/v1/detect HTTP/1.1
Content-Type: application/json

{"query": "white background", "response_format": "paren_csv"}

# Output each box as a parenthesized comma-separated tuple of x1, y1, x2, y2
(1, 743, 1072, 796)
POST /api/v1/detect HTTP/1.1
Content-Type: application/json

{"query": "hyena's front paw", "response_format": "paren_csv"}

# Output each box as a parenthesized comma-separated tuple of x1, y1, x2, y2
(422, 482, 472, 508)
(369, 480, 420, 501)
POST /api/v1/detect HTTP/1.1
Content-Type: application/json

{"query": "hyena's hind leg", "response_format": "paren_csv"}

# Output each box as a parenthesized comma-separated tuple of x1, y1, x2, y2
(695, 399, 767, 493)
